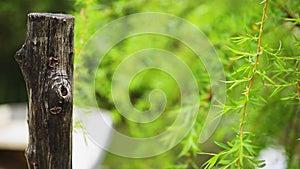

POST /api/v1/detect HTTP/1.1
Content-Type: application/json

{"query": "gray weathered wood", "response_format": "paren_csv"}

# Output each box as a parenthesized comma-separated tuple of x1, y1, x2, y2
(15, 13, 74, 169)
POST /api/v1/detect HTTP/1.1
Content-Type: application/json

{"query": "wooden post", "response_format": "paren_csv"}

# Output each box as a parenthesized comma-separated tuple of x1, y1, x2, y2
(15, 13, 74, 169)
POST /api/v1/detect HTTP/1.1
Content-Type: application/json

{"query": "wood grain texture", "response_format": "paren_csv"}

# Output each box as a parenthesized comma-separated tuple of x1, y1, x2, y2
(15, 13, 74, 169)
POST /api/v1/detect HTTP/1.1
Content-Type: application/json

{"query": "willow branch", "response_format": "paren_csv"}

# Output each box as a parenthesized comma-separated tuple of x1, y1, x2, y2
(297, 60, 300, 102)
(237, 0, 269, 168)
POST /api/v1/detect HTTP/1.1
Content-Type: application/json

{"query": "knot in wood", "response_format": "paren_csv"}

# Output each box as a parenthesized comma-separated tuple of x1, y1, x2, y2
(48, 57, 59, 68)
(33, 162, 38, 169)
(60, 85, 68, 97)
(50, 106, 62, 115)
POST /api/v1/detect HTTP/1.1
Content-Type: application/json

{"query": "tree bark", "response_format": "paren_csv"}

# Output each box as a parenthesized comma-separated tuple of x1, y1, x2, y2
(15, 13, 74, 169)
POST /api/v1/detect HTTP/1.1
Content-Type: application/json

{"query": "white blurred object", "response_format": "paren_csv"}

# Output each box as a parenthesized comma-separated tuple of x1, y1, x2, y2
(256, 146, 287, 169)
(73, 108, 113, 169)
(0, 103, 113, 169)
(0, 103, 28, 150)
(0, 104, 12, 127)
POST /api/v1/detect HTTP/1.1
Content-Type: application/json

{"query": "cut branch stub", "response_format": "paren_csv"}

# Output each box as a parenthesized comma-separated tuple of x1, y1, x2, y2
(15, 13, 74, 169)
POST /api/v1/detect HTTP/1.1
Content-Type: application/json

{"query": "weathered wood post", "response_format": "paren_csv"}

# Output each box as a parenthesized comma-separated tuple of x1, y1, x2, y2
(15, 13, 74, 169)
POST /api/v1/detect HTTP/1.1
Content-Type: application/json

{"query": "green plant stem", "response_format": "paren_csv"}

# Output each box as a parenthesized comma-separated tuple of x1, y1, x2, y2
(297, 59, 300, 102)
(237, 0, 269, 168)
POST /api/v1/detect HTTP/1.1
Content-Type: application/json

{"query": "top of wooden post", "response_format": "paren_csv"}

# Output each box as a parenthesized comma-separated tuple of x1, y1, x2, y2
(28, 13, 74, 21)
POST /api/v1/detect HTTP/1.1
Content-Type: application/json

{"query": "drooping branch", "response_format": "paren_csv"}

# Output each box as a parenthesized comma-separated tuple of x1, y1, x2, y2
(297, 60, 300, 102)
(237, 0, 269, 168)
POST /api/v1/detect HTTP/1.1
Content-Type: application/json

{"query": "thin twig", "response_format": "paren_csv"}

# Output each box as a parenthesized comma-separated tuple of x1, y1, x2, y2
(237, 0, 269, 168)
(297, 60, 300, 102)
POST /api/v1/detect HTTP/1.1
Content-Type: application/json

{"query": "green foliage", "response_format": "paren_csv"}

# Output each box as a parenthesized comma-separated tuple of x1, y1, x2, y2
(73, 0, 300, 168)
(202, 134, 265, 169)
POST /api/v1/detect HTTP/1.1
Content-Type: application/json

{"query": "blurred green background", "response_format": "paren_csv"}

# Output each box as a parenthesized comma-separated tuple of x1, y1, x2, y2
(73, 0, 299, 168)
